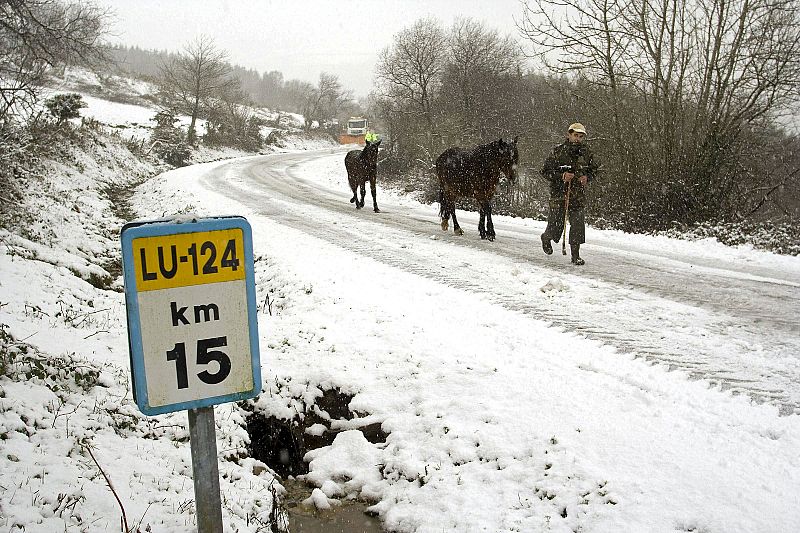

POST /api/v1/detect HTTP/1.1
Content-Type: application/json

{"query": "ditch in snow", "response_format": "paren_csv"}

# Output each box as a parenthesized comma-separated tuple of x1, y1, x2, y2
(246, 387, 388, 532)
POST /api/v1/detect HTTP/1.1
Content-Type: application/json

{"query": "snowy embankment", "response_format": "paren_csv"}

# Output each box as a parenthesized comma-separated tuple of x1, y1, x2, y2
(0, 129, 291, 531)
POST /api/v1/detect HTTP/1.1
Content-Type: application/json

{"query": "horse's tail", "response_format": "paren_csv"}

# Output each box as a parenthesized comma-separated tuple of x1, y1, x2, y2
(438, 182, 445, 220)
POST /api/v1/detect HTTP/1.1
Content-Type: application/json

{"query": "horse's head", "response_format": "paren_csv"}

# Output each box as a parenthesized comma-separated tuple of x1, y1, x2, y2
(496, 136, 519, 183)
(362, 139, 381, 167)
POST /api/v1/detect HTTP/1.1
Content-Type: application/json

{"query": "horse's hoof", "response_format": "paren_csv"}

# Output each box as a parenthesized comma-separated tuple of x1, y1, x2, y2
(374, 208, 380, 213)
(350, 197, 356, 203)
(488, 235, 495, 242)
(455, 228, 464, 236)
(441, 221, 449, 231)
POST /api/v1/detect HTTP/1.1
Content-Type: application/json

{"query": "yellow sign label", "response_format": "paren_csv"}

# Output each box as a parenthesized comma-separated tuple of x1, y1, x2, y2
(133, 229, 245, 291)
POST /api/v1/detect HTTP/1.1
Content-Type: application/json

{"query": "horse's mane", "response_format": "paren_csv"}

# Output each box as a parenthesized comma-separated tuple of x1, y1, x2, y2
(470, 140, 502, 158)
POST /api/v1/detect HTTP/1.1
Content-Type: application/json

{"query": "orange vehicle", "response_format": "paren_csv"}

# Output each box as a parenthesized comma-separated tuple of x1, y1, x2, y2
(338, 116, 368, 145)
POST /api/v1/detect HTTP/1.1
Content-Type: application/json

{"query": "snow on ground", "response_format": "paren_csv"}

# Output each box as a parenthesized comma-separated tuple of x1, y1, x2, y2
(38, 85, 208, 142)
(129, 151, 800, 532)
(2, 126, 800, 532)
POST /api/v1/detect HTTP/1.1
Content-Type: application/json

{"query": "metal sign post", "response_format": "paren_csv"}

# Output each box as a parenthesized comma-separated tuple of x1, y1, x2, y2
(188, 407, 223, 532)
(121, 216, 261, 531)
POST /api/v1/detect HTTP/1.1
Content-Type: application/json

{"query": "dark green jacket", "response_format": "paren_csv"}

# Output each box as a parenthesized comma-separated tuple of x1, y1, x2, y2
(541, 141, 599, 207)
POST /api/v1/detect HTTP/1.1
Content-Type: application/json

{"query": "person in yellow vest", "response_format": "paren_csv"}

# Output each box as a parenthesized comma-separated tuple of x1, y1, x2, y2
(365, 128, 379, 143)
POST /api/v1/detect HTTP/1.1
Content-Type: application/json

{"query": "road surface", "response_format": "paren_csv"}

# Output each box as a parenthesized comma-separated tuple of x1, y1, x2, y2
(197, 149, 800, 415)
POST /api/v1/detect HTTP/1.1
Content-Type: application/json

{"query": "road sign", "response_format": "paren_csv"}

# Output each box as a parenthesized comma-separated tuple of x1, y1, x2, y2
(121, 216, 261, 416)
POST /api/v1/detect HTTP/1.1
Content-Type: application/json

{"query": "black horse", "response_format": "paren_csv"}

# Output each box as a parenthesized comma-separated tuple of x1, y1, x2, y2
(436, 137, 519, 241)
(344, 139, 381, 212)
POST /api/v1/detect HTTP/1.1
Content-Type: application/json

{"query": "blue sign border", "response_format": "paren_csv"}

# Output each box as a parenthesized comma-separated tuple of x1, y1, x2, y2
(121, 216, 262, 416)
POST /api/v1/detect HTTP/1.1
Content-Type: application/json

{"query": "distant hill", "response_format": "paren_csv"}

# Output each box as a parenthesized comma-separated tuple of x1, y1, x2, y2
(108, 45, 300, 112)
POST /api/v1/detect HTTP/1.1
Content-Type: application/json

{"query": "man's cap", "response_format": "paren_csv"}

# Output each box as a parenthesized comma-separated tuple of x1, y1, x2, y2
(568, 122, 586, 134)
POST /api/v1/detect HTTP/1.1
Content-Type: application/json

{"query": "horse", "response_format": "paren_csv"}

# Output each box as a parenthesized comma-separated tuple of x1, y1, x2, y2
(344, 139, 382, 212)
(436, 137, 519, 241)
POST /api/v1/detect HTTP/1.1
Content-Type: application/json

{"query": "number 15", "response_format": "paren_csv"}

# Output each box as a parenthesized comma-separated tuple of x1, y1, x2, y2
(166, 337, 232, 389)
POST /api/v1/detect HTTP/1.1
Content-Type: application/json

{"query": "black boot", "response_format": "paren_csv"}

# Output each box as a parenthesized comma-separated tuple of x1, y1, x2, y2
(541, 233, 553, 255)
(570, 244, 585, 265)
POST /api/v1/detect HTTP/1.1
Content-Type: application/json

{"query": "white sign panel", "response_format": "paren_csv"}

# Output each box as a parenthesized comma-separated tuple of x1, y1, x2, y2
(121, 217, 261, 415)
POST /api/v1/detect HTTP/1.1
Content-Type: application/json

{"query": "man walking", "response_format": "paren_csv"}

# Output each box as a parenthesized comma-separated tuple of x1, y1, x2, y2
(540, 123, 600, 265)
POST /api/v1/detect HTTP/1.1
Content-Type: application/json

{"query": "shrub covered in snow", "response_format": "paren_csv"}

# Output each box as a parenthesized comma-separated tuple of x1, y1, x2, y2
(149, 111, 192, 167)
(659, 220, 800, 256)
(44, 93, 87, 124)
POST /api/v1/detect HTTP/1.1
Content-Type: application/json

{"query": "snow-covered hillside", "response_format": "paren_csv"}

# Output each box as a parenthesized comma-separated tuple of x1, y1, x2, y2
(0, 117, 304, 529)
(42, 67, 306, 143)
(0, 70, 336, 530)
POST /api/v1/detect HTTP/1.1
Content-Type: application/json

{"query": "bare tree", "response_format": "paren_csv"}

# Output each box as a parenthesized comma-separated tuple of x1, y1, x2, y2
(290, 72, 351, 130)
(0, 0, 110, 121)
(375, 15, 532, 174)
(158, 35, 239, 144)
(204, 86, 264, 151)
(284, 78, 314, 115)
(376, 17, 447, 158)
(518, 0, 633, 143)
(519, 0, 800, 226)
(444, 17, 525, 141)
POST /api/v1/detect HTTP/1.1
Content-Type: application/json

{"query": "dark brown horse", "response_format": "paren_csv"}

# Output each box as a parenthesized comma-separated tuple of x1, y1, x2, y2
(436, 137, 519, 241)
(345, 139, 381, 212)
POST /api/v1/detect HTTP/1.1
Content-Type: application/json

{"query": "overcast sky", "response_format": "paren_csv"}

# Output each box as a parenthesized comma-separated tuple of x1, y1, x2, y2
(98, 0, 530, 98)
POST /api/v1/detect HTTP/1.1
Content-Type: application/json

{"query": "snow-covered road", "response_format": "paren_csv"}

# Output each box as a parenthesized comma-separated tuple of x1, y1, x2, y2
(196, 148, 800, 414)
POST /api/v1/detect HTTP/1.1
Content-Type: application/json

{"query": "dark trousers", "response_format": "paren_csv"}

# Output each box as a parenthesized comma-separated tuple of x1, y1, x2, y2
(542, 197, 585, 244)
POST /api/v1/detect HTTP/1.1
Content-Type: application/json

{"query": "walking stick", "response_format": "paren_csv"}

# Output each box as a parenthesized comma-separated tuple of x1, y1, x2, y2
(562, 178, 571, 255)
